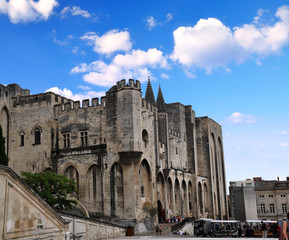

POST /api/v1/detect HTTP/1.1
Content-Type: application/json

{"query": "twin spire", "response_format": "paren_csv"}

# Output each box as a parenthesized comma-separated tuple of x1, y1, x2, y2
(145, 77, 166, 113)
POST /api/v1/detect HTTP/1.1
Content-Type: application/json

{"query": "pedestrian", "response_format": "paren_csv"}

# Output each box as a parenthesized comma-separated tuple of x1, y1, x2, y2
(261, 221, 267, 238)
(159, 224, 162, 235)
(280, 212, 289, 240)
(156, 224, 159, 235)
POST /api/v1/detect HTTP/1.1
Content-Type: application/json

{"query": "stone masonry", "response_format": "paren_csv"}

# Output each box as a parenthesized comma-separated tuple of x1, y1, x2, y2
(0, 79, 228, 232)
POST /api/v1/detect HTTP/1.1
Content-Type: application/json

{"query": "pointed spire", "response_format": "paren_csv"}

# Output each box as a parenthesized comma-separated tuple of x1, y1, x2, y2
(145, 76, 155, 105)
(156, 84, 166, 113)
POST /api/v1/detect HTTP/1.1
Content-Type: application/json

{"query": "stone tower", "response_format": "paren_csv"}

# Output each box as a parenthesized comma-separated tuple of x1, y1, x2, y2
(0, 79, 229, 232)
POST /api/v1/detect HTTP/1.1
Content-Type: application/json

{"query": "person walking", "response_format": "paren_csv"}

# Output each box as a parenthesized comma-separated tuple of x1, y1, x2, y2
(261, 221, 267, 238)
(281, 212, 289, 240)
(159, 224, 162, 235)
(155, 224, 159, 235)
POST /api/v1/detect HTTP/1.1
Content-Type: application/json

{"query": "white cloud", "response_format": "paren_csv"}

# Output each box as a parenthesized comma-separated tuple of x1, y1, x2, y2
(146, 16, 157, 30)
(161, 73, 169, 79)
(71, 48, 168, 87)
(0, 0, 58, 24)
(279, 143, 289, 147)
(81, 30, 132, 55)
(78, 85, 91, 90)
(166, 13, 173, 22)
(113, 48, 169, 69)
(46, 87, 105, 101)
(51, 30, 72, 46)
(276, 130, 287, 135)
(61, 6, 91, 18)
(228, 112, 257, 124)
(72, 46, 86, 55)
(171, 6, 289, 73)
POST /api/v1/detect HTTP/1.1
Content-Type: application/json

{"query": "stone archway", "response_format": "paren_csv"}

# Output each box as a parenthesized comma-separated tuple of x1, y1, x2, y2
(0, 106, 9, 158)
(198, 182, 203, 216)
(110, 162, 124, 218)
(64, 166, 79, 199)
(167, 177, 173, 217)
(86, 164, 102, 213)
(182, 180, 187, 216)
(139, 159, 152, 201)
(175, 179, 181, 216)
(157, 172, 166, 222)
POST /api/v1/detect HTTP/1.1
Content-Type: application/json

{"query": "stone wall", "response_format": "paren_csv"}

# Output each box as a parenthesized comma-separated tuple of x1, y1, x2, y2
(0, 165, 69, 240)
(0, 79, 229, 232)
(60, 214, 126, 240)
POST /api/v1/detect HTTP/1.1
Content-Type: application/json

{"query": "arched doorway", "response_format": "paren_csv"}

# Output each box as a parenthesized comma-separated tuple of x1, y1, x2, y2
(157, 200, 165, 223)
(157, 172, 166, 222)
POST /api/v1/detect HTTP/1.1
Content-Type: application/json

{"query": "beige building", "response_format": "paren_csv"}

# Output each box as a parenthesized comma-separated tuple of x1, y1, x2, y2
(0, 79, 228, 231)
(255, 178, 289, 221)
(230, 177, 289, 221)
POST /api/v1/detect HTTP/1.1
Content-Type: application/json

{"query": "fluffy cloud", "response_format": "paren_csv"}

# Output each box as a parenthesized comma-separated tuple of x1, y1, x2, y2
(71, 48, 168, 87)
(166, 13, 173, 22)
(279, 143, 289, 147)
(228, 112, 257, 124)
(46, 87, 105, 101)
(161, 73, 169, 79)
(0, 0, 58, 23)
(234, 6, 289, 56)
(81, 30, 132, 55)
(61, 6, 91, 18)
(171, 6, 289, 73)
(146, 16, 157, 30)
(276, 130, 287, 135)
(113, 49, 169, 69)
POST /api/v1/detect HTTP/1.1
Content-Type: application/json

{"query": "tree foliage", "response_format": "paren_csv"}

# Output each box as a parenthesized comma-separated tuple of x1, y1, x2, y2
(21, 171, 77, 210)
(0, 125, 8, 166)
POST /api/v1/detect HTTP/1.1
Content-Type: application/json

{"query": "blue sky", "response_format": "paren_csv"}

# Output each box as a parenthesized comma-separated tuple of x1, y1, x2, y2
(1, 0, 289, 186)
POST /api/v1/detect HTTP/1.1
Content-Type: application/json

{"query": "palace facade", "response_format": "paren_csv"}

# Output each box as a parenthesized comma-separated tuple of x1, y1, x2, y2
(0, 79, 228, 231)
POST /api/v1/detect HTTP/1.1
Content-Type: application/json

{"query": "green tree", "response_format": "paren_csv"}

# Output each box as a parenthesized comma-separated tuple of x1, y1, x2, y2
(0, 125, 8, 166)
(21, 171, 77, 210)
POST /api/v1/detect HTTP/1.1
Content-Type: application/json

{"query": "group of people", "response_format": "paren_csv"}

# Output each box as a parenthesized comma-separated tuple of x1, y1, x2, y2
(167, 216, 183, 223)
(155, 224, 162, 235)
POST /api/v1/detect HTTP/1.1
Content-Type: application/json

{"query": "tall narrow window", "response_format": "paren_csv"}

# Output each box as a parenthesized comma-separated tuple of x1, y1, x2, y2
(34, 128, 41, 145)
(270, 203, 275, 213)
(282, 203, 287, 213)
(20, 132, 25, 146)
(260, 204, 265, 213)
(81, 131, 88, 146)
(142, 130, 148, 148)
(63, 134, 70, 148)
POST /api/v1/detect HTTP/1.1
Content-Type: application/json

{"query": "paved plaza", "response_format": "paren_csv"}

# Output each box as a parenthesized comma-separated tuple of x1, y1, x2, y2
(108, 237, 278, 240)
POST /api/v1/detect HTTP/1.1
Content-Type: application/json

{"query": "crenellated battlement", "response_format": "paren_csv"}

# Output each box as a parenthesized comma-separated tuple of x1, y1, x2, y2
(141, 98, 157, 113)
(169, 128, 181, 141)
(116, 79, 141, 91)
(11, 91, 71, 108)
(54, 96, 106, 116)
(0, 83, 30, 102)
